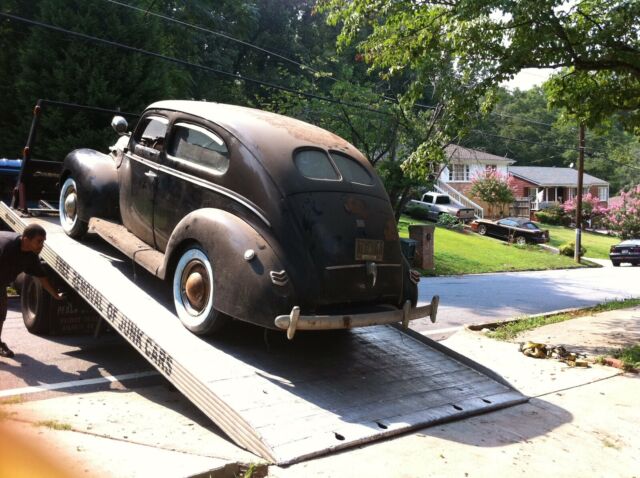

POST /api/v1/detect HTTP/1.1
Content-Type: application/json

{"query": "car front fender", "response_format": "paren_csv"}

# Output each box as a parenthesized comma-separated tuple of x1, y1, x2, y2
(61, 149, 119, 221)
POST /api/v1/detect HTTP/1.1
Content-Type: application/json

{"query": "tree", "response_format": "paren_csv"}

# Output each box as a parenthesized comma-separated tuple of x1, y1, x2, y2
(316, 0, 640, 175)
(469, 170, 516, 219)
(606, 185, 640, 239)
(562, 193, 609, 228)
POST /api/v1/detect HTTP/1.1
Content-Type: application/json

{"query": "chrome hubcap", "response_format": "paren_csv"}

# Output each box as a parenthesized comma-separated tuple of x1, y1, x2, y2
(64, 191, 77, 220)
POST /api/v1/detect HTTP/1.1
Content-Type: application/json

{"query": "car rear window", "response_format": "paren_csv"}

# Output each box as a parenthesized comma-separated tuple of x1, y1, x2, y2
(294, 150, 340, 180)
(329, 152, 373, 185)
(169, 123, 229, 174)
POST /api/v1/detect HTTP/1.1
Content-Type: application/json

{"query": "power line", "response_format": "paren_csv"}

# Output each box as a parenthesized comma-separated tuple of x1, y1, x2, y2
(107, 0, 632, 144)
(0, 11, 392, 116)
(2, 10, 638, 172)
(102, 0, 327, 79)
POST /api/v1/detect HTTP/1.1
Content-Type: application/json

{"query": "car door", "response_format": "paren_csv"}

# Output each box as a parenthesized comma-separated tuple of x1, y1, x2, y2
(119, 114, 168, 247)
(153, 120, 231, 251)
(422, 194, 436, 220)
(494, 219, 514, 239)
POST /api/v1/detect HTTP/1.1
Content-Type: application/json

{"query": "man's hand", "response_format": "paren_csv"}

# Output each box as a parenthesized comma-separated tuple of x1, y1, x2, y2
(40, 277, 66, 301)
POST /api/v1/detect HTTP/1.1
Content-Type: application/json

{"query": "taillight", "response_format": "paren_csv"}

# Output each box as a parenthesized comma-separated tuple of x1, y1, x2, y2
(456, 210, 461, 217)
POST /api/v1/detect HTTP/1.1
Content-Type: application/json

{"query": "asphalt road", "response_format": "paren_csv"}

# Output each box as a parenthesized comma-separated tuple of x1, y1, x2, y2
(2, 259, 639, 401)
(413, 261, 640, 339)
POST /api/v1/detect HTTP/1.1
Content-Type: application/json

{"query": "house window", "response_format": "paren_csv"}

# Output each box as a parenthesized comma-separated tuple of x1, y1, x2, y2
(448, 164, 469, 181)
(597, 186, 609, 201)
(567, 188, 577, 200)
(485, 164, 497, 172)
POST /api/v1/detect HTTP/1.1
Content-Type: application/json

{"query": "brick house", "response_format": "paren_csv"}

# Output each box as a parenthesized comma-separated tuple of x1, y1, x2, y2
(508, 166, 610, 212)
(436, 145, 516, 218)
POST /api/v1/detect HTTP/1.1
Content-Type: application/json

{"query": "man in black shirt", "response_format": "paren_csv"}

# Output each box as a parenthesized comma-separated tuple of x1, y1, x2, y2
(0, 223, 63, 358)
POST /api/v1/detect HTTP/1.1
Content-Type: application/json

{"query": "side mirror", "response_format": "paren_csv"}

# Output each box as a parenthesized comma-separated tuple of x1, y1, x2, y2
(111, 116, 128, 135)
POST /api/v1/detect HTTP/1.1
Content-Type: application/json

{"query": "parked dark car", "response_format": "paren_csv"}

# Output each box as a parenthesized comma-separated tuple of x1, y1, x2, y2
(59, 101, 437, 338)
(470, 217, 550, 245)
(609, 240, 640, 266)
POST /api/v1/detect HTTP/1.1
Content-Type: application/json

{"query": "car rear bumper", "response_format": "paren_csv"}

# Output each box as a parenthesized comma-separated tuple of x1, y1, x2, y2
(609, 253, 640, 262)
(274, 296, 439, 340)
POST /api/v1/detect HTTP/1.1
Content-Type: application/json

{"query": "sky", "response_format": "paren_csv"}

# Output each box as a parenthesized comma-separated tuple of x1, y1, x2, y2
(502, 68, 557, 90)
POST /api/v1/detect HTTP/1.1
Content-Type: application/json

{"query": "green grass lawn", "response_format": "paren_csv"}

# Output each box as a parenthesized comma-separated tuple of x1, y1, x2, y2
(538, 223, 619, 259)
(399, 215, 588, 276)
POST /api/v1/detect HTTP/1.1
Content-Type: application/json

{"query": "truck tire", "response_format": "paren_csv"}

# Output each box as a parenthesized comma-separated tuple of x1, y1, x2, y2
(59, 177, 88, 238)
(172, 246, 229, 335)
(21, 274, 53, 335)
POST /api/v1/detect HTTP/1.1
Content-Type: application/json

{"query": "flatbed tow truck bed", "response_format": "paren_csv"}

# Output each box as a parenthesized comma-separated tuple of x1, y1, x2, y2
(1, 201, 526, 464)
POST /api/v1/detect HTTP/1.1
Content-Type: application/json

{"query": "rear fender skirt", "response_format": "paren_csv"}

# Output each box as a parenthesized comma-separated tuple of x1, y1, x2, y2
(160, 208, 294, 327)
(61, 149, 119, 220)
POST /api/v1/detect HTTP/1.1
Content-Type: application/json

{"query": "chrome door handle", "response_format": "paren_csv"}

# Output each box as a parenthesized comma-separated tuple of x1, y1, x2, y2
(144, 170, 157, 179)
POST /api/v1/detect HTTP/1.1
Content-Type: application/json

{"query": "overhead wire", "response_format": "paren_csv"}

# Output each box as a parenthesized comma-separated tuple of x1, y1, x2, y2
(0, 11, 392, 116)
(1, 9, 638, 172)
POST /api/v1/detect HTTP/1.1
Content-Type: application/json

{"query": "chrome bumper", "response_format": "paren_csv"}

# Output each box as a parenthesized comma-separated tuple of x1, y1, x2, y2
(274, 296, 439, 340)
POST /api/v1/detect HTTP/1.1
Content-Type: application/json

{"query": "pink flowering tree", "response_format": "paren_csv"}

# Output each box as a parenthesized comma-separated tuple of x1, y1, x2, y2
(562, 193, 609, 228)
(606, 185, 640, 239)
(469, 170, 516, 218)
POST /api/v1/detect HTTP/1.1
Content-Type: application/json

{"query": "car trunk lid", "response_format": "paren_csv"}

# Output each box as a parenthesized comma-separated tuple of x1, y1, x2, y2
(287, 191, 403, 309)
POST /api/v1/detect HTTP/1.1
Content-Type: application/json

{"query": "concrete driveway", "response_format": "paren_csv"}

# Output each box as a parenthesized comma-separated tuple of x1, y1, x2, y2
(413, 262, 640, 337)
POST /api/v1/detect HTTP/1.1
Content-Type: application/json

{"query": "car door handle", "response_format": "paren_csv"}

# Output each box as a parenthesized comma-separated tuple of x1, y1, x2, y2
(144, 170, 157, 179)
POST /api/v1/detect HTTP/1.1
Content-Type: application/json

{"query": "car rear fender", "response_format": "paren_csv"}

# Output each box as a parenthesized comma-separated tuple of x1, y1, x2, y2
(160, 208, 295, 327)
(61, 149, 119, 221)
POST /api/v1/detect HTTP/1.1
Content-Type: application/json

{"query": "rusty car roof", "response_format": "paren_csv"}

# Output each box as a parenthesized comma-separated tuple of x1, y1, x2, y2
(148, 100, 365, 162)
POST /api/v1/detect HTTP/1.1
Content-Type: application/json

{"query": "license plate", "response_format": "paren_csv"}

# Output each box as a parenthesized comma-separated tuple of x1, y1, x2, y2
(622, 250, 629, 254)
(355, 239, 384, 261)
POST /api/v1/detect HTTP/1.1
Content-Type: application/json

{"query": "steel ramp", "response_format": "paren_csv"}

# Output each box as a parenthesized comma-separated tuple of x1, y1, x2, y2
(1, 202, 527, 464)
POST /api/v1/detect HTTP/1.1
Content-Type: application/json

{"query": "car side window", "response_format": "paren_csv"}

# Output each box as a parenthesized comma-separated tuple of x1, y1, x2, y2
(498, 219, 516, 227)
(329, 152, 373, 185)
(168, 122, 230, 175)
(294, 149, 340, 180)
(133, 116, 168, 153)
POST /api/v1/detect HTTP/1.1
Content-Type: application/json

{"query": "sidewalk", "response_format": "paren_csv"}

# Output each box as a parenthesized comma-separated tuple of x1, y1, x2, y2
(1, 307, 639, 477)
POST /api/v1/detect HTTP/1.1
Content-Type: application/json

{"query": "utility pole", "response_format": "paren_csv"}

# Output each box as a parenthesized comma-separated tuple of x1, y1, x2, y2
(575, 123, 585, 263)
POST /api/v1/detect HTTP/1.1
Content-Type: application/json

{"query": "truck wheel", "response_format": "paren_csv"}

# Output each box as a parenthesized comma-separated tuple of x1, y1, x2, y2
(173, 246, 228, 335)
(478, 224, 487, 235)
(515, 236, 527, 246)
(21, 274, 53, 335)
(59, 177, 88, 238)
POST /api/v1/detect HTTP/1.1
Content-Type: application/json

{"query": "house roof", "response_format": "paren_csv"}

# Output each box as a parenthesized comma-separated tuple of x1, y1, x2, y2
(445, 145, 516, 165)
(508, 166, 608, 187)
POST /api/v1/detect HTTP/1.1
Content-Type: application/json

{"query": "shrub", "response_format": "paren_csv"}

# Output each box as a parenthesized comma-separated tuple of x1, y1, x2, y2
(606, 185, 640, 240)
(562, 193, 608, 228)
(404, 203, 430, 220)
(559, 241, 586, 257)
(437, 213, 463, 231)
(535, 204, 570, 225)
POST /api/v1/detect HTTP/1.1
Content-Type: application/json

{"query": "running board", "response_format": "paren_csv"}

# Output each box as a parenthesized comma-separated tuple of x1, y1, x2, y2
(89, 217, 164, 277)
(0, 202, 526, 465)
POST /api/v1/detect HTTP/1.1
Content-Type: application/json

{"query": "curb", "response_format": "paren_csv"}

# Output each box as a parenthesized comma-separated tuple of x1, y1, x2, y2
(465, 306, 583, 332)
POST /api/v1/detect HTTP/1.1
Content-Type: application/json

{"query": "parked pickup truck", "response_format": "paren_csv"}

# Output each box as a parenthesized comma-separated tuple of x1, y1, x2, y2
(405, 192, 476, 222)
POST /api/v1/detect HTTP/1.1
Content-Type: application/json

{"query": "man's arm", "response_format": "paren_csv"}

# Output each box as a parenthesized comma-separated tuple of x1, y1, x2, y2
(38, 277, 64, 301)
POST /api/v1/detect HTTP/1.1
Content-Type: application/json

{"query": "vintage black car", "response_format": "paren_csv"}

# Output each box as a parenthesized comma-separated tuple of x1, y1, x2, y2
(59, 101, 436, 338)
(470, 217, 549, 245)
(609, 239, 640, 266)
